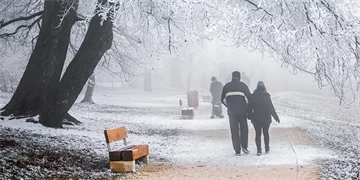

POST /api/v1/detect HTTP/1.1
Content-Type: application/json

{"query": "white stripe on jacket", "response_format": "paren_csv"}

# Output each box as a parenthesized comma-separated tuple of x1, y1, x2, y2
(223, 91, 248, 105)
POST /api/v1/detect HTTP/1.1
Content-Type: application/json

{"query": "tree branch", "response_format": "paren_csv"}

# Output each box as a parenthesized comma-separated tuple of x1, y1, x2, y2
(243, 0, 273, 17)
(303, 2, 325, 35)
(75, 13, 86, 22)
(168, 18, 172, 54)
(319, 0, 345, 29)
(261, 38, 316, 75)
(25, 16, 42, 39)
(0, 15, 42, 38)
(0, 10, 43, 29)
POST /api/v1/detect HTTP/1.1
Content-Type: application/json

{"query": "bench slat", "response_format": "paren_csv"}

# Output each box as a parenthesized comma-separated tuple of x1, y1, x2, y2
(121, 144, 149, 161)
(104, 126, 128, 143)
(109, 145, 137, 161)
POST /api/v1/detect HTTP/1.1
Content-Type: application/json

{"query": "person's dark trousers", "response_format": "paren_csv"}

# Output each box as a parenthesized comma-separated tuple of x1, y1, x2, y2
(253, 121, 271, 152)
(229, 114, 248, 153)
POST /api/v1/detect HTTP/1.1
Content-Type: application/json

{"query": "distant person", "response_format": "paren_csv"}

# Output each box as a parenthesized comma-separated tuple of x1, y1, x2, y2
(221, 71, 251, 156)
(210, 77, 224, 118)
(248, 81, 280, 156)
(242, 72, 250, 88)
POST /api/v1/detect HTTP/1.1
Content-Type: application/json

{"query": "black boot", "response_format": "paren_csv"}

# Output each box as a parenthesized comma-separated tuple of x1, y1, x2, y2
(242, 146, 249, 154)
(257, 149, 262, 156)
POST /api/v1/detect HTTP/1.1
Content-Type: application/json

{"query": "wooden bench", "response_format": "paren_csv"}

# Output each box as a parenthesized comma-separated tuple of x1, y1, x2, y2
(179, 99, 194, 119)
(181, 107, 194, 119)
(104, 126, 149, 172)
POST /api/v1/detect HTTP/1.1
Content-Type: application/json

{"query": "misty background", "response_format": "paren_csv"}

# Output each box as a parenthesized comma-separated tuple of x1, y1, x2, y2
(1, 38, 330, 97)
(93, 39, 329, 97)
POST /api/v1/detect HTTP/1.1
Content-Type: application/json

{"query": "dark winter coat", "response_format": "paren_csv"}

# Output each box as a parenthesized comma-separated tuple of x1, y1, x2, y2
(248, 90, 279, 124)
(221, 79, 251, 115)
(210, 81, 223, 103)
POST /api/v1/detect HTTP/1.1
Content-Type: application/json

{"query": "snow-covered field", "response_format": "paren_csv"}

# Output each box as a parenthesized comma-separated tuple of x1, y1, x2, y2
(0, 84, 359, 179)
(274, 93, 360, 179)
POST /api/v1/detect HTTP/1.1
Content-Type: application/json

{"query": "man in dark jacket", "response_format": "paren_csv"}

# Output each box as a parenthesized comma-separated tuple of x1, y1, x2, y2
(210, 77, 224, 118)
(221, 71, 251, 156)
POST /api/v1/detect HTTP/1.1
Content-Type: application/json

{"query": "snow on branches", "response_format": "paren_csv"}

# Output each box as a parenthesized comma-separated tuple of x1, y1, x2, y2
(2, 0, 360, 104)
(224, 0, 360, 105)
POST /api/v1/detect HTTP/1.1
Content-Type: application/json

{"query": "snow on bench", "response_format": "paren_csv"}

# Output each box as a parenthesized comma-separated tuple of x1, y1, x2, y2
(104, 126, 149, 173)
(179, 99, 194, 119)
(181, 107, 194, 119)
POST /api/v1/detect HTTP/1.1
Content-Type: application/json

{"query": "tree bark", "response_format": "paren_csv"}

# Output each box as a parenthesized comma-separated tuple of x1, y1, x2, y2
(39, 1, 115, 128)
(81, 74, 96, 104)
(0, 72, 8, 92)
(0, 0, 78, 116)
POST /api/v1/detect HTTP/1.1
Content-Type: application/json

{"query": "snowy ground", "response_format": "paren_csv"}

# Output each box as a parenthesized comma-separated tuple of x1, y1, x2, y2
(0, 84, 359, 179)
(274, 93, 360, 179)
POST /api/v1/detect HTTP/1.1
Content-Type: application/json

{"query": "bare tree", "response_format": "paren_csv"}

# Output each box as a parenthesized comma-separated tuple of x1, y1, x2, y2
(39, 0, 116, 127)
(3, 0, 359, 128)
(0, 0, 214, 127)
(1, 0, 78, 117)
(0, 0, 115, 127)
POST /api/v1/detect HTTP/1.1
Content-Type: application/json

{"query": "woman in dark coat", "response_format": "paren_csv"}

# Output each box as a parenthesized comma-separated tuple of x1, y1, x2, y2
(248, 81, 280, 156)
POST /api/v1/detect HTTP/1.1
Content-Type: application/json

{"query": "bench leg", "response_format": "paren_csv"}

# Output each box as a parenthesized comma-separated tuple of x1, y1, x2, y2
(110, 160, 135, 173)
(138, 155, 149, 164)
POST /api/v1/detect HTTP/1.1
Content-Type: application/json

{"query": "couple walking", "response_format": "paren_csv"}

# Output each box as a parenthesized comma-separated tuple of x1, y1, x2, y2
(221, 71, 280, 156)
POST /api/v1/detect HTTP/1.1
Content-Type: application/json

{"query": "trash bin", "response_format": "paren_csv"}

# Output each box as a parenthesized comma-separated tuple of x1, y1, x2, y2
(187, 91, 199, 108)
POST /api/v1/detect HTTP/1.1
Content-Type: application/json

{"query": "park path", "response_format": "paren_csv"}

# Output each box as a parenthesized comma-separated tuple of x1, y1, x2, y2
(126, 94, 333, 180)
(128, 128, 323, 180)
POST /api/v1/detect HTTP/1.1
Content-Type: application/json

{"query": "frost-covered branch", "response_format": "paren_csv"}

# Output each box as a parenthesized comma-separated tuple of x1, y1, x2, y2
(0, 15, 41, 38)
(0, 11, 43, 29)
(242, 0, 273, 17)
(223, 0, 360, 105)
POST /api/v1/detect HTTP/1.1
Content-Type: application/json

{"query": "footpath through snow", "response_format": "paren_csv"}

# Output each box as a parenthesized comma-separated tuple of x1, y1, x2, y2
(127, 92, 333, 180)
(0, 85, 359, 179)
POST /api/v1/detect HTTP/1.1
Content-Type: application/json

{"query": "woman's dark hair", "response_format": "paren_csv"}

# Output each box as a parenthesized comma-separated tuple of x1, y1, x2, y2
(254, 81, 268, 94)
(253, 88, 268, 94)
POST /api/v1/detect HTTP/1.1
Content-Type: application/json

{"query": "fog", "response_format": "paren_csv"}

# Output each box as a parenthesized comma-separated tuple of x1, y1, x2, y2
(96, 39, 332, 97)
(0, 38, 334, 97)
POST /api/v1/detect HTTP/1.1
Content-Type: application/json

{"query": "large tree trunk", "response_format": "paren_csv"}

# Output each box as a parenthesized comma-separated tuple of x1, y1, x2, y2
(39, 1, 115, 128)
(0, 0, 78, 116)
(81, 74, 96, 104)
